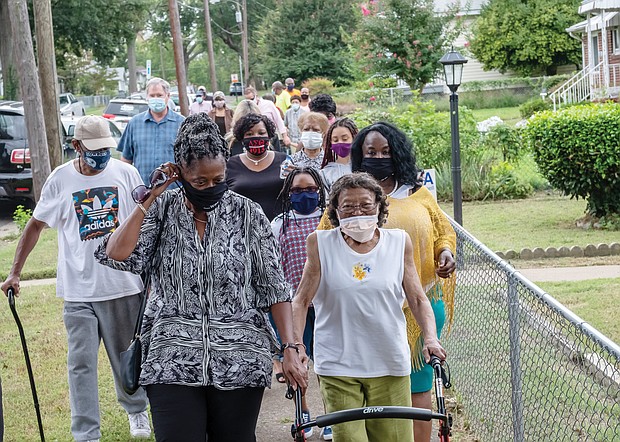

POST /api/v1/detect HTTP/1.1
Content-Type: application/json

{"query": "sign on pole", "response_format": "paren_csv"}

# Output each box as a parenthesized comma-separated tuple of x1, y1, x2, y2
(231, 73, 238, 82)
(146, 59, 152, 80)
(423, 169, 437, 201)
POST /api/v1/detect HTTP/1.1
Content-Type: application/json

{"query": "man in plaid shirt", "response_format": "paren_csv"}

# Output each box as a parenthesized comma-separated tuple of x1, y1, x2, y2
(117, 77, 184, 183)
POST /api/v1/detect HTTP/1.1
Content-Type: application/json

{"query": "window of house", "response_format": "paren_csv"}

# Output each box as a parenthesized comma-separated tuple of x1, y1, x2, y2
(613, 27, 620, 54)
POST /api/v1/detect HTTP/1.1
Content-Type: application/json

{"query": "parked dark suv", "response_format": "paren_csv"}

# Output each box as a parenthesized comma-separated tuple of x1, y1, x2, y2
(0, 101, 33, 208)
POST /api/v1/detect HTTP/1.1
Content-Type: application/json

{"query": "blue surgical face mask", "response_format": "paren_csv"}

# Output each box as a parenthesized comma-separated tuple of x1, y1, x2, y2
(82, 149, 111, 171)
(148, 97, 167, 113)
(196, 96, 203, 104)
(290, 191, 319, 215)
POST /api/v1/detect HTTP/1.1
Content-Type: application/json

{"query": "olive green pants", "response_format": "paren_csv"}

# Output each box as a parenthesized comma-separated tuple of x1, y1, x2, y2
(318, 374, 414, 442)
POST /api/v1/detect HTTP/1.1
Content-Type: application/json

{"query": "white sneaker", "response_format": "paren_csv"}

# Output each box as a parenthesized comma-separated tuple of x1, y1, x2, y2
(84, 439, 100, 442)
(128, 411, 151, 439)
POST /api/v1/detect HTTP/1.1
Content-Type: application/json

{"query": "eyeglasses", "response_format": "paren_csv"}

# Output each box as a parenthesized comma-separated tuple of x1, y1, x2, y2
(337, 202, 378, 214)
(290, 186, 318, 194)
(131, 169, 169, 204)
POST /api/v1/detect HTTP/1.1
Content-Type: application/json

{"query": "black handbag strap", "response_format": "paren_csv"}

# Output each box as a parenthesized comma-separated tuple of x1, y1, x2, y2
(132, 197, 170, 339)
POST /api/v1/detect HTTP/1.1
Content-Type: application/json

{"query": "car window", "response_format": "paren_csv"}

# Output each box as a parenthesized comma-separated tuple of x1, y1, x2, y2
(108, 121, 121, 138)
(69, 94, 76, 103)
(104, 102, 149, 116)
(60, 95, 69, 105)
(0, 112, 27, 140)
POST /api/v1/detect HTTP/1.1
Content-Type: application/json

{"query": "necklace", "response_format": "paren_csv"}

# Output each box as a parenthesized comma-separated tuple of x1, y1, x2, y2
(193, 216, 207, 224)
(244, 150, 269, 166)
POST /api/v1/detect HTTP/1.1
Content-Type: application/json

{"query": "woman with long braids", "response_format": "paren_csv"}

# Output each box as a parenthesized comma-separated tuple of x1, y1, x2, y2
(320, 118, 359, 192)
(271, 167, 329, 439)
(96, 113, 307, 441)
(226, 113, 288, 221)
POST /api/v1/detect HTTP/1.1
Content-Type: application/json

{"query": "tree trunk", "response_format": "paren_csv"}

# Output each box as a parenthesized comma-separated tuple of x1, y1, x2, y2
(0, 0, 20, 100)
(9, 0, 51, 201)
(128, 34, 138, 93)
(33, 0, 62, 170)
(204, 0, 218, 92)
(168, 0, 189, 115)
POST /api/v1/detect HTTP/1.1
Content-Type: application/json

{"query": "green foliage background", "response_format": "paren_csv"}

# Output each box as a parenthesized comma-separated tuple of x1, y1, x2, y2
(523, 103, 620, 217)
(255, 0, 359, 85)
(470, 0, 582, 76)
(351, 0, 456, 90)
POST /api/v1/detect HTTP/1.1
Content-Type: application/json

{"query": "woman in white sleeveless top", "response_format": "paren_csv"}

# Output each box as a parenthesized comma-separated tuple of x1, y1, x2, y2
(292, 173, 446, 442)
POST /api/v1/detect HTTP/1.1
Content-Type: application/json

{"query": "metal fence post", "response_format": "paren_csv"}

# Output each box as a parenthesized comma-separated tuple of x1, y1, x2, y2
(507, 275, 525, 442)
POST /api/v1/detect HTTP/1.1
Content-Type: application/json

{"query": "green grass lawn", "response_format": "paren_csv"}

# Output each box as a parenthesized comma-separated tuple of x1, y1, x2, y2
(0, 228, 58, 280)
(0, 284, 155, 441)
(538, 278, 620, 344)
(440, 192, 619, 252)
(86, 105, 106, 116)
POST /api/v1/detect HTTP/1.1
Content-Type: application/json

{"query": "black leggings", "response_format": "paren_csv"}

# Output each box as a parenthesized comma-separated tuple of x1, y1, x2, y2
(146, 384, 264, 442)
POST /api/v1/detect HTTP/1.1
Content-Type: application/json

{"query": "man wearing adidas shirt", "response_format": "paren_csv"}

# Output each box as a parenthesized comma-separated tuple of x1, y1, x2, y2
(1, 116, 151, 442)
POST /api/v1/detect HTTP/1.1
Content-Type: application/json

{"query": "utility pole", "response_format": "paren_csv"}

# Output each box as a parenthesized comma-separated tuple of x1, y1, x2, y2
(168, 0, 189, 116)
(242, 0, 249, 85)
(204, 0, 218, 92)
(9, 0, 51, 201)
(33, 0, 62, 170)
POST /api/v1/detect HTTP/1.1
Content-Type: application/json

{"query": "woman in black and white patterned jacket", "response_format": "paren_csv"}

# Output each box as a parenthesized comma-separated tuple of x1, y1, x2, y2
(96, 113, 307, 442)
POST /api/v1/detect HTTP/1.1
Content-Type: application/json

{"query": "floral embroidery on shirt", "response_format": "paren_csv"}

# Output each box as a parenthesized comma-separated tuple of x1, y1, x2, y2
(352, 262, 371, 281)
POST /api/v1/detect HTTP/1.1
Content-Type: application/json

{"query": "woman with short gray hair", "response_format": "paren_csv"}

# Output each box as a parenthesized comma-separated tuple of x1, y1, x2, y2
(292, 172, 446, 442)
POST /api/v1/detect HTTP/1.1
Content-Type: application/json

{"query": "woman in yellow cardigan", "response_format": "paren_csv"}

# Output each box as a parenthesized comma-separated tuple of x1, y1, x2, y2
(318, 122, 456, 442)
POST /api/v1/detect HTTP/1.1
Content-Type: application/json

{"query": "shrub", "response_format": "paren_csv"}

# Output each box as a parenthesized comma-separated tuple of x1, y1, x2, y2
(348, 93, 481, 169)
(519, 98, 552, 119)
(302, 77, 335, 95)
(481, 124, 523, 162)
(523, 103, 620, 217)
(435, 152, 537, 201)
(13, 205, 33, 233)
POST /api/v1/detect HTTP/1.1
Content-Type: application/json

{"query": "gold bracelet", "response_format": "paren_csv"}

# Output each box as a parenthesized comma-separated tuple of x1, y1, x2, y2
(137, 203, 147, 216)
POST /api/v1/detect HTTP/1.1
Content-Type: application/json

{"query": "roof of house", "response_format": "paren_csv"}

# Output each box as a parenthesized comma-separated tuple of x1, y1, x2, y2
(579, 0, 620, 14)
(567, 11, 619, 33)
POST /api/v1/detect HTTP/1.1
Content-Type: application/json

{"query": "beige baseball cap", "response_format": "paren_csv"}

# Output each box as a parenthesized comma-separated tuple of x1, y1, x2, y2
(74, 116, 117, 151)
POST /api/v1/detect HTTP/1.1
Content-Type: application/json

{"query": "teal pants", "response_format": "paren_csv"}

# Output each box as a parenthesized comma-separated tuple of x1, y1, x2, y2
(409, 297, 445, 393)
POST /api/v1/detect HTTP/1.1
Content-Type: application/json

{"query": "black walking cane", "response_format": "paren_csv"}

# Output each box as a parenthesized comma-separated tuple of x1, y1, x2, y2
(7, 288, 45, 441)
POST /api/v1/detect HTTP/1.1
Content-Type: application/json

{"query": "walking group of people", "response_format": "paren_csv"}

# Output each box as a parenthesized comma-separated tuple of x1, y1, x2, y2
(1, 75, 456, 442)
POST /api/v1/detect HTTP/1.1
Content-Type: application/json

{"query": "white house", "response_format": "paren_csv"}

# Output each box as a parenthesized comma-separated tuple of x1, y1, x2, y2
(551, 0, 620, 108)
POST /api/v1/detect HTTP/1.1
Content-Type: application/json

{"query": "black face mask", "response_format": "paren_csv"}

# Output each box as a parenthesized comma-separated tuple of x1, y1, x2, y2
(181, 180, 228, 212)
(361, 158, 394, 181)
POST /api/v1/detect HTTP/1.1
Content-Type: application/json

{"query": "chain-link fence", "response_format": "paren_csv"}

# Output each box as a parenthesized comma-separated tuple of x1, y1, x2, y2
(444, 220, 620, 441)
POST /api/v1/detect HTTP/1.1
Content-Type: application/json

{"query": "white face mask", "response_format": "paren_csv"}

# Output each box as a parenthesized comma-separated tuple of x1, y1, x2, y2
(214, 100, 225, 108)
(338, 214, 378, 243)
(300, 131, 323, 150)
(291, 103, 300, 111)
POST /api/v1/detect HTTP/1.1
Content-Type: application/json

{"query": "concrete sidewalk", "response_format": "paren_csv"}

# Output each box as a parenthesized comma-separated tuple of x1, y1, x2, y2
(518, 265, 620, 282)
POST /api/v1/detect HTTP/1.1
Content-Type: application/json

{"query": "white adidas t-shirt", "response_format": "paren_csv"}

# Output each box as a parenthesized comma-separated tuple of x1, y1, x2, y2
(33, 159, 144, 302)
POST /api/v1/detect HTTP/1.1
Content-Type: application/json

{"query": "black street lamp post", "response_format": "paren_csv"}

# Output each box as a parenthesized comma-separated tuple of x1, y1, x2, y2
(439, 49, 467, 226)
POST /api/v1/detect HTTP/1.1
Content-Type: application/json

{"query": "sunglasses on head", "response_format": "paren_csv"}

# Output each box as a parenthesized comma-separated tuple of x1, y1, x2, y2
(132, 169, 169, 204)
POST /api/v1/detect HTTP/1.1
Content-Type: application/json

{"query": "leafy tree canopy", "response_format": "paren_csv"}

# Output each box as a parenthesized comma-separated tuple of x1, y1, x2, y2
(51, 0, 151, 68)
(351, 0, 457, 90)
(255, 0, 360, 85)
(469, 0, 582, 76)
